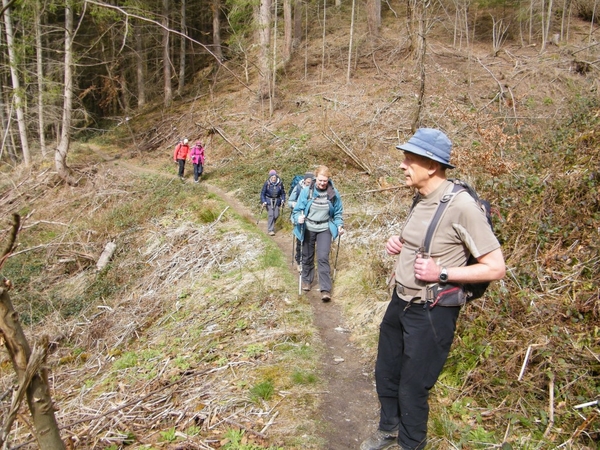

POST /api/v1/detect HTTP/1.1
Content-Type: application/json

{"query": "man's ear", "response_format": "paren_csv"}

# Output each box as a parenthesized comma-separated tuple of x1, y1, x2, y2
(427, 160, 442, 175)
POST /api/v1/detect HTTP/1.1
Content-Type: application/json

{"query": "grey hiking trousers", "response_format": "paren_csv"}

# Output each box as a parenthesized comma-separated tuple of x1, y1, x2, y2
(301, 228, 332, 293)
(266, 201, 280, 233)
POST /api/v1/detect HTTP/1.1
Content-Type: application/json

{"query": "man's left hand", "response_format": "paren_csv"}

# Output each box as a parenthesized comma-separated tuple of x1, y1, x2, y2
(414, 255, 441, 283)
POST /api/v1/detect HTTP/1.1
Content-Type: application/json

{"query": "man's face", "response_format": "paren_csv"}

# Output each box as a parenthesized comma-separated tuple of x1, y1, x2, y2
(270, 175, 277, 182)
(303, 178, 312, 187)
(400, 151, 432, 189)
(315, 175, 328, 190)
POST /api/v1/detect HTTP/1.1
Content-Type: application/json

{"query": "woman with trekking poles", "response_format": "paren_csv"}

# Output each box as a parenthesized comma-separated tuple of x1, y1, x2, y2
(292, 165, 344, 302)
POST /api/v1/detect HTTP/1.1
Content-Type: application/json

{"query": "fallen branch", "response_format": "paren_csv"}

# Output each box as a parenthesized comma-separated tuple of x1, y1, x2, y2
(342, 185, 408, 197)
(518, 345, 533, 381)
(210, 125, 244, 156)
(323, 128, 371, 174)
(543, 374, 554, 437)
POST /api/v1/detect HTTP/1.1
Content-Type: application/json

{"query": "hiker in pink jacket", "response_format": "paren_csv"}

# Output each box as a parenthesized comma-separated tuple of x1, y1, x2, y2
(189, 141, 205, 183)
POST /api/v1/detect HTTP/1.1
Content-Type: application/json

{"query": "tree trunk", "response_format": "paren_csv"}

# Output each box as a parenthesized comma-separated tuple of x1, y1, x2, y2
(560, 0, 571, 41)
(412, 0, 427, 131)
(320, 0, 326, 83)
(2, 0, 31, 166)
(347, 0, 356, 82)
(367, 0, 381, 38)
(162, 0, 172, 107)
(135, 23, 146, 107)
(293, 0, 302, 47)
(0, 82, 17, 164)
(257, 0, 272, 100)
(0, 215, 65, 450)
(541, 0, 553, 51)
(178, 0, 186, 95)
(212, 0, 223, 62)
(283, 0, 293, 64)
(406, 0, 416, 53)
(55, 0, 75, 185)
(34, 0, 47, 158)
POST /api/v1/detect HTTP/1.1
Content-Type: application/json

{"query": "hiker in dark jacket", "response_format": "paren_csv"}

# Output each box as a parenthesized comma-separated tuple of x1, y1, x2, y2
(260, 169, 286, 236)
(291, 165, 344, 302)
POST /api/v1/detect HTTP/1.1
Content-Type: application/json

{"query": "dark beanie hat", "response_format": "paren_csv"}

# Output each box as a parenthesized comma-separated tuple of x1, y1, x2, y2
(304, 172, 314, 180)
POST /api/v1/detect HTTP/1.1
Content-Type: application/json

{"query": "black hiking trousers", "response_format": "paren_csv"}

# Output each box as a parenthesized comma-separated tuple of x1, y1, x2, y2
(374, 288, 460, 450)
(177, 159, 186, 177)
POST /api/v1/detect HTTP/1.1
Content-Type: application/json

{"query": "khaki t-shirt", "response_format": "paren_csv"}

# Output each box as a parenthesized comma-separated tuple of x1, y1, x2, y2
(395, 180, 500, 300)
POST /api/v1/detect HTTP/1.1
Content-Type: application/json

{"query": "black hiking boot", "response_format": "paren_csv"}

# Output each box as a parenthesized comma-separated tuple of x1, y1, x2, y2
(360, 429, 398, 450)
(321, 291, 331, 302)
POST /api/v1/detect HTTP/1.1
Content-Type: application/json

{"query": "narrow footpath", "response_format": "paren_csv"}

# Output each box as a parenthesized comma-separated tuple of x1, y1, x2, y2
(90, 146, 380, 449)
(204, 183, 379, 450)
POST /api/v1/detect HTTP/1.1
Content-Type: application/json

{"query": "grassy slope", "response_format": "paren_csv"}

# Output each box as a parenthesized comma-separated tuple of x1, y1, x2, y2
(1, 156, 323, 449)
(1, 2, 600, 449)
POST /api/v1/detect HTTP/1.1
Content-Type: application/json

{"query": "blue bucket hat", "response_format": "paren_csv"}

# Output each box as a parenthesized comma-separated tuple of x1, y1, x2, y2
(396, 128, 455, 169)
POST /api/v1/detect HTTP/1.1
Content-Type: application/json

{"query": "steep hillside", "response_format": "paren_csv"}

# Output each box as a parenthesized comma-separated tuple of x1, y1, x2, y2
(1, 4, 599, 450)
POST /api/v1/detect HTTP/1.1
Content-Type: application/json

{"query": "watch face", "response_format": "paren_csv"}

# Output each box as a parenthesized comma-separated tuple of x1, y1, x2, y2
(439, 268, 448, 282)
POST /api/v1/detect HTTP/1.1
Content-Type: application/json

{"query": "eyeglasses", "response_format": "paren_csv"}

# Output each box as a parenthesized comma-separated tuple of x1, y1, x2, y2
(316, 178, 328, 183)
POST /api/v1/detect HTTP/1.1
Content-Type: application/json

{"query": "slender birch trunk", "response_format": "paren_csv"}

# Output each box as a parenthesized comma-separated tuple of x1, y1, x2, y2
(2, 0, 31, 166)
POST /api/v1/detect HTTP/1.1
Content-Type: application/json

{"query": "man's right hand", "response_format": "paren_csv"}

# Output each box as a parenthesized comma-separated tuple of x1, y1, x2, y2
(385, 235, 403, 255)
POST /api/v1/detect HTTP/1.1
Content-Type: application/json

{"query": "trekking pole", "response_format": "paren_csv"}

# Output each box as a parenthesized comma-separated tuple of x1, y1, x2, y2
(255, 203, 265, 225)
(294, 237, 302, 295)
(292, 235, 296, 264)
(332, 233, 341, 283)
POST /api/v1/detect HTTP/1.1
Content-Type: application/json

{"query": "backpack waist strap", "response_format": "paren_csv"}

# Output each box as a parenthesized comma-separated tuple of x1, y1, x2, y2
(306, 218, 329, 225)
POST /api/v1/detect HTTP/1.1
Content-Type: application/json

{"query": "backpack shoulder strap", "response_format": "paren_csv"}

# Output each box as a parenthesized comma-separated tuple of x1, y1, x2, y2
(422, 182, 465, 254)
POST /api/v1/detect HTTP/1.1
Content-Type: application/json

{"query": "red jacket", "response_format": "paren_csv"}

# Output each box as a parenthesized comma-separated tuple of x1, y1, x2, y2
(173, 143, 190, 161)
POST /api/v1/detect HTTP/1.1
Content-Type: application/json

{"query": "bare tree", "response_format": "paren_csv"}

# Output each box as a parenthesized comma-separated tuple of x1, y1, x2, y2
(320, 0, 327, 83)
(162, 0, 172, 107)
(257, 0, 272, 100)
(55, 0, 75, 184)
(178, 0, 186, 95)
(294, 0, 302, 46)
(347, 0, 356, 82)
(283, 0, 293, 64)
(560, 0, 572, 41)
(2, 0, 31, 166)
(367, 0, 381, 38)
(212, 0, 223, 62)
(541, 0, 554, 51)
(34, 0, 47, 157)
(135, 23, 146, 107)
(0, 214, 65, 450)
(412, 0, 429, 131)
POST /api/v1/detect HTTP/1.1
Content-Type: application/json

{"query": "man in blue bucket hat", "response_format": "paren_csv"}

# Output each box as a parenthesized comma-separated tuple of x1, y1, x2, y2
(360, 128, 506, 450)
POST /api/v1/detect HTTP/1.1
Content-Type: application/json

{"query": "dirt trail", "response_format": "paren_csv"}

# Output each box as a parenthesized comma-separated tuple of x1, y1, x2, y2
(202, 183, 379, 450)
(92, 150, 379, 449)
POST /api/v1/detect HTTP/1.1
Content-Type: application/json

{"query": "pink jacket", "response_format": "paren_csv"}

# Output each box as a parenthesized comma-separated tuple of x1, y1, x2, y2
(190, 144, 205, 165)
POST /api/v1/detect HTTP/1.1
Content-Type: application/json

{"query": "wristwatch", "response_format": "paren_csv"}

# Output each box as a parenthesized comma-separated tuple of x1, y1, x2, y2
(439, 267, 449, 283)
